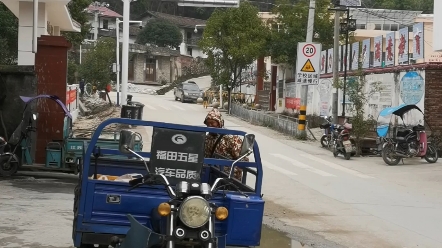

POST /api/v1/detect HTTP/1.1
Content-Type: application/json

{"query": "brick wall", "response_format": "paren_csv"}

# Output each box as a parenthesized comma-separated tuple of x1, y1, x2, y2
(424, 66, 442, 132)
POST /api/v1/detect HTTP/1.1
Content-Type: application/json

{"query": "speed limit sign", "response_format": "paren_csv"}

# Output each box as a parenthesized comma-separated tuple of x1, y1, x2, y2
(295, 42, 322, 85)
(302, 44, 316, 58)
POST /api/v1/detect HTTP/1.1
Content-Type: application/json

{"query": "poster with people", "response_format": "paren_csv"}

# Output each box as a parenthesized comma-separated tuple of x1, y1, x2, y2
(346, 45, 351, 70)
(385, 32, 395, 66)
(327, 48, 333, 73)
(361, 38, 371, 69)
(339, 45, 344, 72)
(413, 22, 424, 60)
(320, 50, 327, 74)
(351, 41, 359, 70)
(398, 27, 409, 64)
(373, 35, 383, 67)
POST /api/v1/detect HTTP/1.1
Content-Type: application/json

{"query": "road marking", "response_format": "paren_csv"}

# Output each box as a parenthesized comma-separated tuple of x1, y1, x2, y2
(262, 160, 298, 176)
(298, 154, 374, 179)
(158, 105, 171, 110)
(171, 104, 185, 110)
(143, 104, 156, 110)
(270, 153, 336, 177)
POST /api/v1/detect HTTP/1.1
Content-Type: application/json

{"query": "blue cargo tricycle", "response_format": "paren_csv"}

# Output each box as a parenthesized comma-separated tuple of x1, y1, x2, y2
(72, 118, 265, 248)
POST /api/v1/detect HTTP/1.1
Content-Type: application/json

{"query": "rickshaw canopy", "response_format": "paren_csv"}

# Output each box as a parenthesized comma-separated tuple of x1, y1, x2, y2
(377, 104, 424, 138)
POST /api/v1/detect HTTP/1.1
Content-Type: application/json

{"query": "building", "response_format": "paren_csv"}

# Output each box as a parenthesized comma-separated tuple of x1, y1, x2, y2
(137, 11, 207, 58)
(85, 5, 123, 41)
(1, 0, 81, 65)
(82, 6, 183, 84)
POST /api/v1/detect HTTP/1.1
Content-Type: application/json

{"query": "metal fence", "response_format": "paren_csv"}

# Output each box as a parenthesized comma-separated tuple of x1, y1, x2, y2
(230, 103, 305, 137)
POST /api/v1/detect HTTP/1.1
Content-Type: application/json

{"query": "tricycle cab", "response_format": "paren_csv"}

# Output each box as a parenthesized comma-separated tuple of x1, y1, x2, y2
(72, 118, 265, 248)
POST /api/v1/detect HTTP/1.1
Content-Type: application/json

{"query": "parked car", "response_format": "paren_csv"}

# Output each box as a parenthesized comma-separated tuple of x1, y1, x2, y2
(174, 82, 203, 103)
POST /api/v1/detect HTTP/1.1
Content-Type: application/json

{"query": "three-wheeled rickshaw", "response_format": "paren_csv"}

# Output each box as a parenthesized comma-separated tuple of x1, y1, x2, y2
(377, 104, 439, 165)
(72, 118, 265, 248)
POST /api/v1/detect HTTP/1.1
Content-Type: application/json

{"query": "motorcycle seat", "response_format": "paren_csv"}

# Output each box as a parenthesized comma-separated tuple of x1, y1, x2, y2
(396, 136, 406, 141)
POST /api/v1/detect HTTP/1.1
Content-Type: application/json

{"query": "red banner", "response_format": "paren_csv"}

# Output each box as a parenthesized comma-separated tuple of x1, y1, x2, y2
(66, 89, 77, 105)
(285, 97, 300, 110)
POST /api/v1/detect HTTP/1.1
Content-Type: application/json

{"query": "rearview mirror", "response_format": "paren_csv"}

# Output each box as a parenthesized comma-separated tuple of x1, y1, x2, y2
(119, 130, 137, 154)
(118, 130, 150, 172)
(240, 133, 255, 156)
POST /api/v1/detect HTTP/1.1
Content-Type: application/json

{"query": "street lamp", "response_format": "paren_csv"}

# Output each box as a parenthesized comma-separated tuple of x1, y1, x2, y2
(88, 1, 109, 41)
(339, 9, 356, 118)
(115, 18, 142, 106)
(194, 24, 206, 33)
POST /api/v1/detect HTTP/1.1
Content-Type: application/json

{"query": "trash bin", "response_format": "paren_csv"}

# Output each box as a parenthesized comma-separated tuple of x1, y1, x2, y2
(121, 104, 140, 120)
(127, 101, 145, 120)
(127, 94, 133, 102)
(99, 91, 107, 101)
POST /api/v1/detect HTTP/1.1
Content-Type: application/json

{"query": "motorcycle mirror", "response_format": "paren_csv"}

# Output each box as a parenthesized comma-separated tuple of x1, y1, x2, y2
(119, 130, 137, 153)
(240, 133, 255, 156)
(32, 114, 37, 120)
(119, 130, 150, 172)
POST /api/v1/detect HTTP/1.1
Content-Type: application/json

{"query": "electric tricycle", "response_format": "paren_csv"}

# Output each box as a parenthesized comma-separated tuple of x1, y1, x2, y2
(72, 118, 265, 248)
(0, 95, 143, 177)
(377, 104, 438, 165)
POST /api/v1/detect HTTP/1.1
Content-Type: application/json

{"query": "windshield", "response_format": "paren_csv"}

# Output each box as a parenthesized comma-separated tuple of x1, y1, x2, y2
(183, 84, 200, 91)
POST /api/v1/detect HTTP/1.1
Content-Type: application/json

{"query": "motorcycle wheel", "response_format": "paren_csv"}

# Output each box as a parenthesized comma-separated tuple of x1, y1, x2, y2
(320, 135, 329, 147)
(424, 144, 439, 163)
(332, 144, 339, 157)
(0, 154, 19, 177)
(344, 152, 351, 160)
(382, 144, 400, 166)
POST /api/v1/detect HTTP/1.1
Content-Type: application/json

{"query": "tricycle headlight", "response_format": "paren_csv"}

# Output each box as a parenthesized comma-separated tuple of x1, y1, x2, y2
(179, 196, 211, 228)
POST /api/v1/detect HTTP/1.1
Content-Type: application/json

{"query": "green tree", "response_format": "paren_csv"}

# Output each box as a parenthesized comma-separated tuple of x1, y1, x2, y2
(0, 3, 18, 65)
(136, 19, 183, 48)
(199, 2, 270, 91)
(336, 71, 382, 155)
(362, 0, 433, 14)
(63, 0, 93, 47)
(78, 37, 116, 89)
(268, 0, 336, 66)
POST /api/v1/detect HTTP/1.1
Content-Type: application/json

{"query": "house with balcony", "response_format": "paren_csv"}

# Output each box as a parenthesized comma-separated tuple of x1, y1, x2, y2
(136, 11, 207, 58)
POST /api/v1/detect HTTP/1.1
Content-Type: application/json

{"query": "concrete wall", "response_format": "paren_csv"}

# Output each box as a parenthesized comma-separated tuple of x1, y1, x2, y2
(284, 68, 428, 124)
(133, 53, 145, 83)
(0, 66, 37, 140)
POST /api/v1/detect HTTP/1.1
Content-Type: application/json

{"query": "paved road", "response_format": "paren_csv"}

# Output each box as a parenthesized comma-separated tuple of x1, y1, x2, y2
(110, 76, 442, 248)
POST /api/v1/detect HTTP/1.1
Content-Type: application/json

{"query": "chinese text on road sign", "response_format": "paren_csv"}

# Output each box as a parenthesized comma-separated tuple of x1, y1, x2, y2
(296, 42, 322, 85)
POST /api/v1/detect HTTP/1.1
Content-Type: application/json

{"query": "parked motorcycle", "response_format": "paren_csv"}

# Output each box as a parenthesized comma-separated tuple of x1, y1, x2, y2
(319, 116, 334, 147)
(377, 104, 438, 165)
(332, 119, 354, 160)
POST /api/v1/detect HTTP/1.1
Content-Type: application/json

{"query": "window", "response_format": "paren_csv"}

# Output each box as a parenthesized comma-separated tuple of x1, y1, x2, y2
(382, 24, 390, 30)
(187, 48, 193, 56)
(183, 83, 200, 91)
(87, 33, 94, 40)
(390, 24, 398, 31)
(375, 24, 382, 30)
(103, 19, 109, 29)
(356, 24, 366, 29)
(187, 32, 192, 40)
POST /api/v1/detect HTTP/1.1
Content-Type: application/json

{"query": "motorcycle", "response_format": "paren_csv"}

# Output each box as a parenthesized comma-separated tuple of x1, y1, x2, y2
(319, 116, 334, 147)
(110, 130, 256, 248)
(377, 104, 438, 166)
(332, 119, 354, 160)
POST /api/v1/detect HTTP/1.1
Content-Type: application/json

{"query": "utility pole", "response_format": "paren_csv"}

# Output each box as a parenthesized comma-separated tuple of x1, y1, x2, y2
(332, 10, 340, 124)
(298, 0, 316, 136)
(121, 0, 131, 104)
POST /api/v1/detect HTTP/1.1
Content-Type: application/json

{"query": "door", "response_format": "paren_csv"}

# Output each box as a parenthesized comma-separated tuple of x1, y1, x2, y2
(145, 58, 156, 82)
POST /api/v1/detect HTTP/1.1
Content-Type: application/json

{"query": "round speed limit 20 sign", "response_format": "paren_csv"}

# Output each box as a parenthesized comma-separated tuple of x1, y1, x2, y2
(302, 44, 316, 58)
